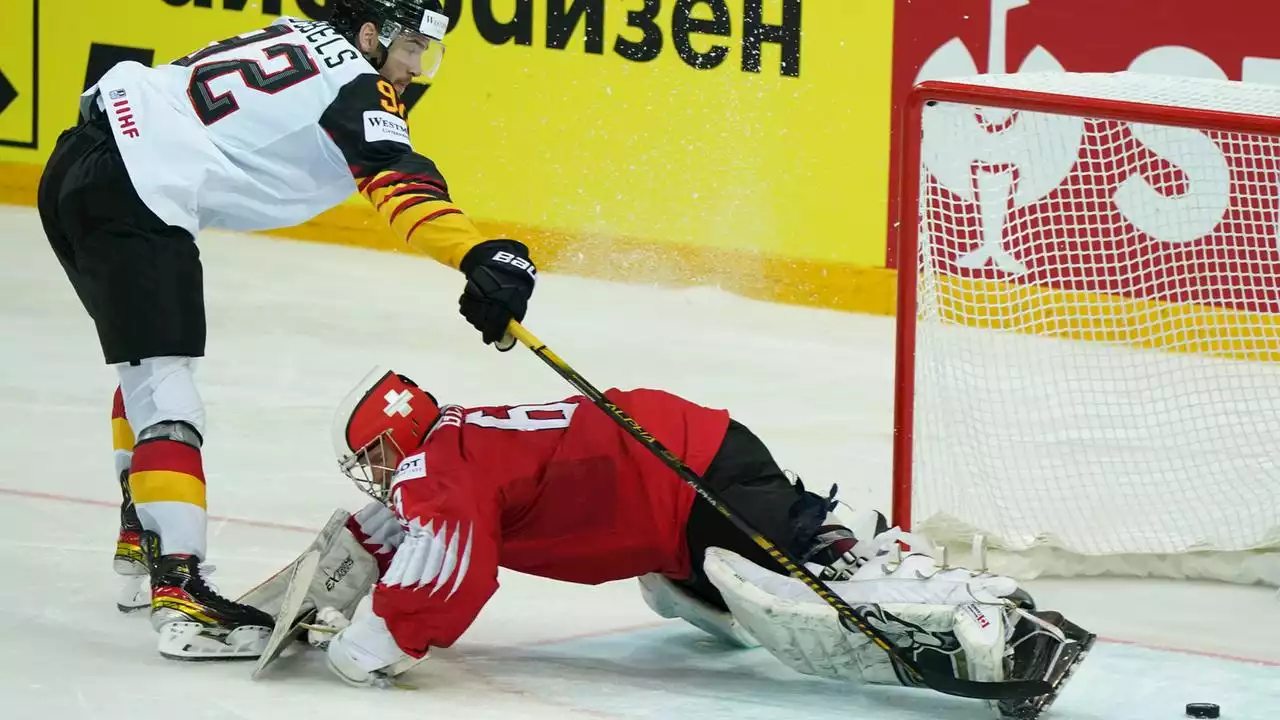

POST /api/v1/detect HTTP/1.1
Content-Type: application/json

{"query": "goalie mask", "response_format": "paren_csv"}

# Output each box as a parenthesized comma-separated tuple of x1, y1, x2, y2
(329, 0, 449, 82)
(333, 367, 441, 502)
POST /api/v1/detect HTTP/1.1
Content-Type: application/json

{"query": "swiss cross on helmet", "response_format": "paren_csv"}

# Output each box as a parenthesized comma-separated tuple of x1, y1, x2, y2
(332, 367, 441, 502)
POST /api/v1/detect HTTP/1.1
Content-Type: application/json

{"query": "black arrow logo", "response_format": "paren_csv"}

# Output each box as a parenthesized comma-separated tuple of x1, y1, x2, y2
(401, 83, 430, 115)
(0, 69, 16, 117)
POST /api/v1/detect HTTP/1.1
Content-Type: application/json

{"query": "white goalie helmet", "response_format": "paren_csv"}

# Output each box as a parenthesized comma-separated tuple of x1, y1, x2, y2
(331, 367, 441, 502)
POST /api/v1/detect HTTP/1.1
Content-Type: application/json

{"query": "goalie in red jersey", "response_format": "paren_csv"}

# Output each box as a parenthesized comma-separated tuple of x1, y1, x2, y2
(249, 368, 1091, 714)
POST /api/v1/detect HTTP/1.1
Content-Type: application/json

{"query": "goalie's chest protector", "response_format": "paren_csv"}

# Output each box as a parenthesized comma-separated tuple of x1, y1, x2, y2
(82, 17, 373, 237)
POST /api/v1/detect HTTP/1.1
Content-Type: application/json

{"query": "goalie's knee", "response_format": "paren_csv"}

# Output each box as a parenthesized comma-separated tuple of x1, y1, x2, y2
(637, 572, 758, 648)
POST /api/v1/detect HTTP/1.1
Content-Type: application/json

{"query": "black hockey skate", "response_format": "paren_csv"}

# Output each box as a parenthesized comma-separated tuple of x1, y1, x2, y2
(996, 610, 1097, 720)
(114, 469, 151, 613)
(114, 469, 146, 573)
(142, 531, 274, 660)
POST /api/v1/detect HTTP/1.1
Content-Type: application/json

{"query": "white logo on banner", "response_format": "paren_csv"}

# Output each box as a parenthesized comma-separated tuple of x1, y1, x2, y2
(912, 0, 1259, 272)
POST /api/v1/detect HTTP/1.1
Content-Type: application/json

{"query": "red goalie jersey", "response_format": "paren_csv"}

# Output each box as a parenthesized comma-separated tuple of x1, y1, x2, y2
(337, 372, 731, 658)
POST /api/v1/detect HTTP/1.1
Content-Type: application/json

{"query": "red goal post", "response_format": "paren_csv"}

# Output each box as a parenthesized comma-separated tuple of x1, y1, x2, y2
(891, 72, 1280, 585)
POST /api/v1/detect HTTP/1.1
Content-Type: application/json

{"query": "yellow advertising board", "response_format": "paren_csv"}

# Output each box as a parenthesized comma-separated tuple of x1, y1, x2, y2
(0, 0, 36, 148)
(0, 1, 898, 314)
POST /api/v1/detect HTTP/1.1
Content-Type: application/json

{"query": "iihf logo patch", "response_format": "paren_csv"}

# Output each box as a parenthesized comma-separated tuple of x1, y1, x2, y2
(109, 89, 127, 100)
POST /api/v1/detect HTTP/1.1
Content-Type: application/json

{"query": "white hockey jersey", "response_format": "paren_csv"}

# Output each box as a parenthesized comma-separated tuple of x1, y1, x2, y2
(82, 17, 489, 270)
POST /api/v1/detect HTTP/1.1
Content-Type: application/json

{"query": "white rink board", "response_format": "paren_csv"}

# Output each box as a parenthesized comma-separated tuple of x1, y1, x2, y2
(0, 206, 1276, 719)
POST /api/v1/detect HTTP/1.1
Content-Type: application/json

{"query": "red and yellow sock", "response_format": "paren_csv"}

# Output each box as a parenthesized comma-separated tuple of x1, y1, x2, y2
(128, 437, 208, 559)
(111, 386, 135, 479)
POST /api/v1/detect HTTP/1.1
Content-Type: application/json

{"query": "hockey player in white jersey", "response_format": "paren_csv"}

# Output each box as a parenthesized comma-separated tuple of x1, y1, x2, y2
(36, 0, 538, 660)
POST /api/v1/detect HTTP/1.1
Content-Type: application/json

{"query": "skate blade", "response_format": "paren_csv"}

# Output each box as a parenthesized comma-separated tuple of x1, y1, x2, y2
(158, 622, 272, 661)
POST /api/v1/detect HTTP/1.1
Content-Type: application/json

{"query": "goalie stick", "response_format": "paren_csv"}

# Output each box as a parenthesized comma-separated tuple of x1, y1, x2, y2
(251, 549, 321, 679)
(505, 320, 1054, 704)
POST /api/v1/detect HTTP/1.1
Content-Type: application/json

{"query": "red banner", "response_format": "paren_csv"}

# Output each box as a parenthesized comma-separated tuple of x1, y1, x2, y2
(887, 0, 1280, 301)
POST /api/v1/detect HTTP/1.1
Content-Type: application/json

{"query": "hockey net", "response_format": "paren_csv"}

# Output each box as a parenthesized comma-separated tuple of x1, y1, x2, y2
(893, 72, 1280, 586)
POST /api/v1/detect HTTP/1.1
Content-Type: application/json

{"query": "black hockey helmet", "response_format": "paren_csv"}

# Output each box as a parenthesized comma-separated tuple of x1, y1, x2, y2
(329, 0, 449, 78)
(329, 0, 449, 42)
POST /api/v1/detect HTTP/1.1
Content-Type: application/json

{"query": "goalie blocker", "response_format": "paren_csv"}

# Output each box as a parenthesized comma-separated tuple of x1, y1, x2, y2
(248, 368, 1093, 717)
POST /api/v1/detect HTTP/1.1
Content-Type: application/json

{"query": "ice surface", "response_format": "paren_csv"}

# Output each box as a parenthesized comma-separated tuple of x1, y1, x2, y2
(1, 206, 1276, 719)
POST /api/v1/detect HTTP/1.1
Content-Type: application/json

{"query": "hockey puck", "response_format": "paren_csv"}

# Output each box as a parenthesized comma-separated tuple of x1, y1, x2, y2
(1186, 703, 1220, 718)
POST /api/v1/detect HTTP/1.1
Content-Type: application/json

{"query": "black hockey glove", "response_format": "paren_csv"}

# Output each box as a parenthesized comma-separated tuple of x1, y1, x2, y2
(459, 240, 537, 351)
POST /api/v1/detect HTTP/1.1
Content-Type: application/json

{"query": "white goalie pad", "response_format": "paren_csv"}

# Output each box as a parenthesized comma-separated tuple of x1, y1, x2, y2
(638, 573, 759, 648)
(239, 508, 383, 622)
(253, 550, 322, 678)
(703, 547, 1014, 687)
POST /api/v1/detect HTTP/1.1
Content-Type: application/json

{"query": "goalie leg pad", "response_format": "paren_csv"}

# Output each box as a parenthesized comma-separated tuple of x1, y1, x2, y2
(703, 547, 1014, 687)
(239, 508, 383, 621)
(705, 546, 901, 682)
(252, 550, 321, 678)
(638, 573, 759, 649)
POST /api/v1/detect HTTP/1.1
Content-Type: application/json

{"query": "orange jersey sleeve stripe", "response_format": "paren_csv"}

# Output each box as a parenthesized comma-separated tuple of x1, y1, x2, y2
(360, 172, 443, 208)
(129, 440, 205, 479)
(398, 208, 480, 268)
(382, 181, 447, 201)
(406, 207, 464, 237)
(129, 470, 208, 507)
(361, 171, 446, 197)
(377, 185, 447, 213)
(387, 196, 433, 222)
(363, 187, 486, 269)
(374, 191, 437, 220)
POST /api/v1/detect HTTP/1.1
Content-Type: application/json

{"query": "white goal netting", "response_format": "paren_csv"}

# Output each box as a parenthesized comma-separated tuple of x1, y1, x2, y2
(901, 72, 1280, 585)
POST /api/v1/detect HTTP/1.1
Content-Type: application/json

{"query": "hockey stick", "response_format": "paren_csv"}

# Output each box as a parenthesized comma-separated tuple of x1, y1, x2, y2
(507, 320, 1052, 702)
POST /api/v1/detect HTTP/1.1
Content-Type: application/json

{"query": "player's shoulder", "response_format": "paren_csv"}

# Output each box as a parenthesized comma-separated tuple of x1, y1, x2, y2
(391, 431, 465, 489)
(424, 404, 466, 444)
(324, 70, 409, 125)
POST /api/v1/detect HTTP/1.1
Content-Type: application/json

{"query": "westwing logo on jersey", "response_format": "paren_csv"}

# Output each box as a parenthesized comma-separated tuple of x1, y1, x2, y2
(381, 519, 474, 599)
(363, 110, 409, 146)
